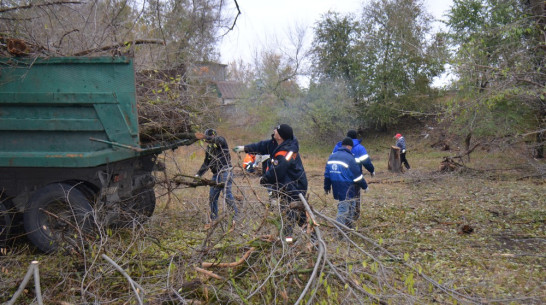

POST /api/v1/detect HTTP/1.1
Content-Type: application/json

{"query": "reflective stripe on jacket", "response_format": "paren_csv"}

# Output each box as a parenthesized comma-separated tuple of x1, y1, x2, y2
(332, 138, 375, 174)
(245, 137, 307, 200)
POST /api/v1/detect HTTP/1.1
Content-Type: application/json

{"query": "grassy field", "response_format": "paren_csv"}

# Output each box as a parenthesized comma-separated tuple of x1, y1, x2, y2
(1, 132, 544, 304)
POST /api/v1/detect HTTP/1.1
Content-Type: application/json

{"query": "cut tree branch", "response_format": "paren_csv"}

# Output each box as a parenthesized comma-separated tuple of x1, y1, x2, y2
(201, 247, 256, 268)
(0, 1, 82, 13)
(194, 266, 224, 280)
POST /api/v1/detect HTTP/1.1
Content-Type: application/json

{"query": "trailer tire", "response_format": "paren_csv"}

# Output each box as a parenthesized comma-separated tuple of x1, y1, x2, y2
(114, 188, 156, 227)
(24, 183, 94, 253)
(67, 181, 98, 204)
(134, 188, 156, 218)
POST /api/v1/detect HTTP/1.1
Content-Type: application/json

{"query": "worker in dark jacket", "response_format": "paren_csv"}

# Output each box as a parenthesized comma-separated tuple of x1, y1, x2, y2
(196, 129, 238, 225)
(395, 133, 410, 170)
(233, 124, 307, 243)
(325, 137, 368, 230)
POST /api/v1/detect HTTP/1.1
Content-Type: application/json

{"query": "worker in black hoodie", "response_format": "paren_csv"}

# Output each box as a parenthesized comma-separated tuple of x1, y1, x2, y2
(196, 129, 238, 226)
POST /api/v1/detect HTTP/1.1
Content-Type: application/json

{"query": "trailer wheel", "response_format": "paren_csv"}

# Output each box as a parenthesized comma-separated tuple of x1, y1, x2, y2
(67, 181, 98, 204)
(24, 183, 94, 253)
(133, 188, 156, 218)
(114, 188, 156, 227)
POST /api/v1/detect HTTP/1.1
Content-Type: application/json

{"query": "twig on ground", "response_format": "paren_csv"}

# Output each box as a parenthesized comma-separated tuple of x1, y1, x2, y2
(295, 193, 326, 305)
(102, 254, 144, 305)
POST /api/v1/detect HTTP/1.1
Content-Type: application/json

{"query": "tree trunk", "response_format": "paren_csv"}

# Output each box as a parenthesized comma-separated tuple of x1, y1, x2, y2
(536, 130, 544, 159)
(464, 132, 472, 162)
(388, 146, 403, 173)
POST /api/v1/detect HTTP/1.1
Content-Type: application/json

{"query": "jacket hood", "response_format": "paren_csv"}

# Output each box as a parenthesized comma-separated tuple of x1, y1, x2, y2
(338, 146, 352, 154)
(276, 137, 300, 153)
(335, 138, 361, 149)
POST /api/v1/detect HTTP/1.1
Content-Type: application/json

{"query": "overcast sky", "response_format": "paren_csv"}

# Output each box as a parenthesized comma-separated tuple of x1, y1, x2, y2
(218, 0, 454, 65)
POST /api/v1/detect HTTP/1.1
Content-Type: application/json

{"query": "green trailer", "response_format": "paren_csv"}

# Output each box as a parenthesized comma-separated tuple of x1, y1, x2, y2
(0, 57, 192, 252)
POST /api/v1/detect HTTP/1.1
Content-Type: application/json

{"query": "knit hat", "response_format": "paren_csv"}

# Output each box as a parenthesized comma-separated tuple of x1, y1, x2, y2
(394, 133, 402, 139)
(342, 137, 354, 147)
(276, 124, 294, 140)
(346, 130, 358, 139)
(205, 128, 217, 137)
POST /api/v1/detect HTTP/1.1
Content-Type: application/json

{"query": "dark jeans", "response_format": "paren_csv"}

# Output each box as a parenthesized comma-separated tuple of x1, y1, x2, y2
(401, 152, 410, 169)
(279, 195, 307, 238)
(209, 169, 238, 221)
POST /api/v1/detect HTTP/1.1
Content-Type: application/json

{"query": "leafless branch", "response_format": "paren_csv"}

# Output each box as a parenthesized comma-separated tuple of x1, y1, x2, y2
(219, 0, 241, 36)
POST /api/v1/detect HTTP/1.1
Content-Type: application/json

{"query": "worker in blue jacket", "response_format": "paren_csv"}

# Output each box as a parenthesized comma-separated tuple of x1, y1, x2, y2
(325, 137, 368, 230)
(332, 130, 375, 176)
(233, 124, 308, 243)
(332, 130, 374, 221)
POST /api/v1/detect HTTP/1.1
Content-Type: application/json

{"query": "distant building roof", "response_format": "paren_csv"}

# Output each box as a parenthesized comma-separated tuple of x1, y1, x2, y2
(215, 81, 247, 99)
(193, 62, 227, 82)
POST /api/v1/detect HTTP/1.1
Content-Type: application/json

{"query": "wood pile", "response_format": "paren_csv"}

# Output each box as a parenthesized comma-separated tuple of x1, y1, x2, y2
(1, 38, 201, 145)
(136, 69, 200, 145)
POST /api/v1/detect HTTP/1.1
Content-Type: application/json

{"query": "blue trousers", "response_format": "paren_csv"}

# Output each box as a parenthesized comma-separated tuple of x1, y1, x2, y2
(336, 199, 357, 229)
(209, 170, 238, 220)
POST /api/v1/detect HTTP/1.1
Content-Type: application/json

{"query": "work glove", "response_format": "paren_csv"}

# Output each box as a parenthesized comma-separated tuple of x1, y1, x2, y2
(363, 188, 368, 193)
(324, 189, 330, 195)
(233, 146, 245, 153)
(195, 132, 206, 140)
(259, 176, 268, 185)
(402, 149, 406, 153)
(371, 172, 375, 177)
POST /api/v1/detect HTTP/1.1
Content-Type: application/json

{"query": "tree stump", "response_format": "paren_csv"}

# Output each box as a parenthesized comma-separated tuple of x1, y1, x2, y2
(388, 146, 403, 173)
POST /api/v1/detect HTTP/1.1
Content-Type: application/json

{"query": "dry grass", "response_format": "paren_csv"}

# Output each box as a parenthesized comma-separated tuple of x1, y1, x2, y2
(1, 135, 544, 304)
